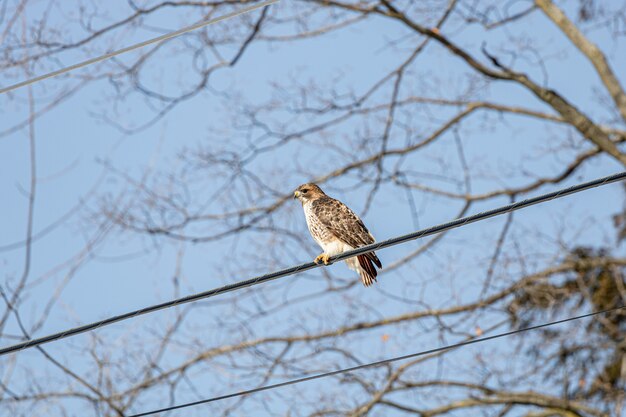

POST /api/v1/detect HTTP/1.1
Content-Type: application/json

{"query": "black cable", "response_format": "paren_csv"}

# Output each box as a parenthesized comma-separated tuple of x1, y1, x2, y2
(127, 306, 625, 417)
(0, 0, 279, 94)
(1, 171, 624, 357)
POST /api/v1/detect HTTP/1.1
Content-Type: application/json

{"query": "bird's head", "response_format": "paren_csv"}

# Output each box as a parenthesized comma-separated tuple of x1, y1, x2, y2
(294, 183, 325, 203)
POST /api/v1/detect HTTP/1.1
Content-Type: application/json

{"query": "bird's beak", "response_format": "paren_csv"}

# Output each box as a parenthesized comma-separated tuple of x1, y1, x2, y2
(293, 191, 300, 199)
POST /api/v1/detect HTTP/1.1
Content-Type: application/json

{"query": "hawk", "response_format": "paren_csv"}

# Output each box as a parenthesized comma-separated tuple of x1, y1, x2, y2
(294, 183, 382, 286)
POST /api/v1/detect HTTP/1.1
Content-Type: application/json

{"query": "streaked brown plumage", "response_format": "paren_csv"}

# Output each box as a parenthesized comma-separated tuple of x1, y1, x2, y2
(294, 183, 382, 287)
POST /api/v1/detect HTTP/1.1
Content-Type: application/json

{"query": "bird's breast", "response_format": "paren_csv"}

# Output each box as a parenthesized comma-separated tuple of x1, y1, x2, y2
(303, 202, 334, 248)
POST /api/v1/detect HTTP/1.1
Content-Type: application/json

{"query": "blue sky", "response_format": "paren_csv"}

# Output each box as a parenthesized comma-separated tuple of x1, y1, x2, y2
(1, 1, 625, 415)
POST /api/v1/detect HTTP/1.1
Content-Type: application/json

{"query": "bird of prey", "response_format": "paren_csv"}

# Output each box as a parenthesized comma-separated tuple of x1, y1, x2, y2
(294, 183, 382, 286)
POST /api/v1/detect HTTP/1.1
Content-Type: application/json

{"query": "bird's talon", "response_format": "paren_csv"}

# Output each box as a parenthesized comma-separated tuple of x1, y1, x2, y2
(314, 254, 332, 265)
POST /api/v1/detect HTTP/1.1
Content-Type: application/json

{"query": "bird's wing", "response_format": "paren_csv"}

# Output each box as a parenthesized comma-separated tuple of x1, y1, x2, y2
(311, 197, 381, 267)
(311, 197, 373, 247)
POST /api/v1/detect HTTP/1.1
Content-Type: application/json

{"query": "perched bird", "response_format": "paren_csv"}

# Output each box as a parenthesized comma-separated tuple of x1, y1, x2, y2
(294, 183, 382, 286)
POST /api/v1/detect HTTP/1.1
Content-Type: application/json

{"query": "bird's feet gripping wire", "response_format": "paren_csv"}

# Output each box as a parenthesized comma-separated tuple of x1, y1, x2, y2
(314, 253, 332, 265)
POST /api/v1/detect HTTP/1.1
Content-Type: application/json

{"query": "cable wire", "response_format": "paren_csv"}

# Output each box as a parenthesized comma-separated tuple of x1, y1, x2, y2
(0, 171, 624, 357)
(0, 0, 279, 95)
(127, 306, 625, 417)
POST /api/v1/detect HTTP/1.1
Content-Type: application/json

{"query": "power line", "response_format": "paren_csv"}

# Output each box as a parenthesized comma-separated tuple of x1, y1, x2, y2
(0, 0, 279, 95)
(0, 171, 624, 357)
(127, 306, 625, 417)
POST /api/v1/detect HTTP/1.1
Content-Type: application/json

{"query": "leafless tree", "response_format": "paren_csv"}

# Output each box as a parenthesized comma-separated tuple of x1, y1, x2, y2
(1, 1, 625, 416)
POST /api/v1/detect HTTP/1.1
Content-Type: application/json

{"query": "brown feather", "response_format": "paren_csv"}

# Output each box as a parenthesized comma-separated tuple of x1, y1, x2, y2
(296, 183, 382, 287)
(365, 251, 382, 269)
(357, 255, 378, 287)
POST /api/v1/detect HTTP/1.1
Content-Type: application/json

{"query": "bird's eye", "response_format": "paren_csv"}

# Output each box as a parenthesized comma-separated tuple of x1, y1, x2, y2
(302, 189, 308, 194)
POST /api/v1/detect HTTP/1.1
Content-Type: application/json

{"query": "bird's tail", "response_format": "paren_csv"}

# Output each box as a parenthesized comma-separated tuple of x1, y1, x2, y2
(357, 254, 382, 287)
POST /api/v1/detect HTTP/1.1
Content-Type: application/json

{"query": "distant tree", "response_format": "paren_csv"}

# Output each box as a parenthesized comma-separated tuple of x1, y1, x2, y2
(1, 1, 624, 416)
